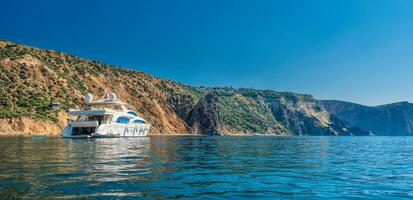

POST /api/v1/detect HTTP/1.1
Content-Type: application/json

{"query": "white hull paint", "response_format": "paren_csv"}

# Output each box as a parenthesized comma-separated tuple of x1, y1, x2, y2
(62, 123, 150, 138)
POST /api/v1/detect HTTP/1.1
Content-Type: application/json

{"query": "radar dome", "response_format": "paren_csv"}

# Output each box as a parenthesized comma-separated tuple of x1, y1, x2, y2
(84, 94, 93, 102)
(106, 93, 117, 100)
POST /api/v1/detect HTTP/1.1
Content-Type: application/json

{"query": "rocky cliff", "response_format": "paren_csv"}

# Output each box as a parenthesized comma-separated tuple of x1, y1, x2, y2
(186, 92, 221, 135)
(321, 100, 413, 135)
(0, 40, 366, 136)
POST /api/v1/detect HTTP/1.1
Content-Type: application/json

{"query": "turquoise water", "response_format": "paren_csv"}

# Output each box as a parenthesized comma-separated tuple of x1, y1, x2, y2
(0, 136, 412, 199)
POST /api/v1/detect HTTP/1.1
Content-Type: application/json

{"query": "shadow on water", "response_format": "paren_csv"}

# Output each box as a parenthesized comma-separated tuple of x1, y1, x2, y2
(1, 136, 413, 199)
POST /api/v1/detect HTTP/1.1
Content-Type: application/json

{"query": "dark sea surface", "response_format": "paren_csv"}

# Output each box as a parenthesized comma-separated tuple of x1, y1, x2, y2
(0, 136, 412, 199)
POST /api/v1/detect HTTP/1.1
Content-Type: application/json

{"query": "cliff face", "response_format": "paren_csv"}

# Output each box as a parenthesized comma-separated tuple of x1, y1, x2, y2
(321, 100, 413, 136)
(186, 92, 221, 135)
(212, 88, 367, 136)
(0, 40, 365, 136)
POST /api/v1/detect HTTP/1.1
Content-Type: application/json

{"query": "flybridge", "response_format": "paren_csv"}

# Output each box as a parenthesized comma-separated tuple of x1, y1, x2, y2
(85, 93, 126, 104)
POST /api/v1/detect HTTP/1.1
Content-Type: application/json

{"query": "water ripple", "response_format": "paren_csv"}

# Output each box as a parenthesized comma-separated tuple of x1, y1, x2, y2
(1, 136, 413, 199)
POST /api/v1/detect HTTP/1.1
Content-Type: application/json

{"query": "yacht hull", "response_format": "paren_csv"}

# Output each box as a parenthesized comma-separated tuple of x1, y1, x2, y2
(61, 123, 150, 138)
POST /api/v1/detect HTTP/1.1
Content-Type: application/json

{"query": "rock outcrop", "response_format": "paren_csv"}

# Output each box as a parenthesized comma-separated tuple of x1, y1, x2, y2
(186, 92, 221, 135)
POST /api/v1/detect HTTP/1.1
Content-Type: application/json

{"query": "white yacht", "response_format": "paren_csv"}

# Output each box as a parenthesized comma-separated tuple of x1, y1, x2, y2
(61, 93, 150, 138)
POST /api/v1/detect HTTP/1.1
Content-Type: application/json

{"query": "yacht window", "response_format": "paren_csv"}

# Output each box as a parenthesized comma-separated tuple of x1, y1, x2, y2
(133, 119, 145, 124)
(116, 117, 130, 123)
(127, 111, 138, 116)
(86, 115, 105, 124)
(103, 115, 112, 122)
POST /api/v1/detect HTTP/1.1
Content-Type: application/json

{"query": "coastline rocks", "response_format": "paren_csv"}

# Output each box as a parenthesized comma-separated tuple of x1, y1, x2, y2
(186, 92, 221, 135)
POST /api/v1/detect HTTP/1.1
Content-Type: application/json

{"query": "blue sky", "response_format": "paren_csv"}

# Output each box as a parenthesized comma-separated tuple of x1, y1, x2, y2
(1, 0, 413, 105)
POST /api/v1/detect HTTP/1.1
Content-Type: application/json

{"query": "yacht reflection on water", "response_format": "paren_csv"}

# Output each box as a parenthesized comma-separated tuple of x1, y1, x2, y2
(64, 137, 152, 182)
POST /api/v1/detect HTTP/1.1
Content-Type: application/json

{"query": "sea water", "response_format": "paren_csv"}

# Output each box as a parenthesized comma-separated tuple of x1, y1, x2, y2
(0, 136, 412, 199)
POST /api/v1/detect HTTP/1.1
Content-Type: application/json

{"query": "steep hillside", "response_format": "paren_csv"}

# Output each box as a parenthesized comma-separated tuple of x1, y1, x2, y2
(0, 40, 365, 136)
(213, 88, 367, 135)
(321, 100, 413, 135)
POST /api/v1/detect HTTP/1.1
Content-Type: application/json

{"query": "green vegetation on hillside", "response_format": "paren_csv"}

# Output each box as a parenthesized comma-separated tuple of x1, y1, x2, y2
(0, 40, 366, 135)
(212, 88, 283, 133)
